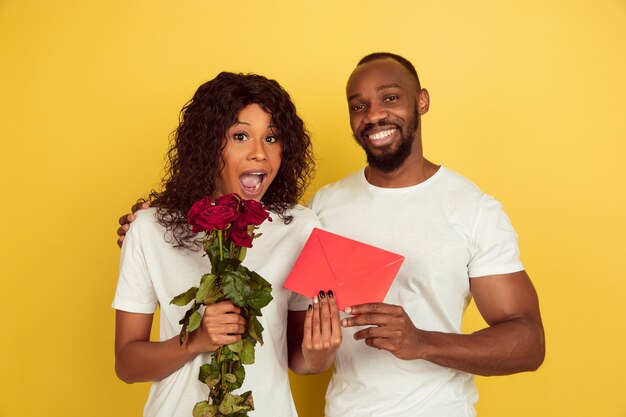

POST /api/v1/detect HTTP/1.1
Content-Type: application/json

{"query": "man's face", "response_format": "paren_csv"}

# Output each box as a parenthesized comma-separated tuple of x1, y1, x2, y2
(346, 59, 426, 172)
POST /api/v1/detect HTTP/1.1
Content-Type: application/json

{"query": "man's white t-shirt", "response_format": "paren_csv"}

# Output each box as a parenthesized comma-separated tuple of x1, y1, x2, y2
(309, 166, 524, 417)
(113, 206, 319, 417)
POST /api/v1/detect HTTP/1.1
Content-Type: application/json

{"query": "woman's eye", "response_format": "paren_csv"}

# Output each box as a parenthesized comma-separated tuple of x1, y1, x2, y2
(233, 133, 248, 141)
(265, 135, 279, 143)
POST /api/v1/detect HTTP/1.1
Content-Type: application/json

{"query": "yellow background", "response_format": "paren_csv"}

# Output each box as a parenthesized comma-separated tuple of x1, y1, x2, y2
(1, 1, 625, 416)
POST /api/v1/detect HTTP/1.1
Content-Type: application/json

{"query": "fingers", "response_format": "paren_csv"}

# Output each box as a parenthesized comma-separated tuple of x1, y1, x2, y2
(205, 300, 242, 315)
(118, 213, 135, 226)
(305, 291, 342, 351)
(302, 303, 313, 347)
(341, 303, 404, 328)
(327, 291, 342, 343)
(310, 294, 322, 348)
(345, 302, 402, 316)
(131, 201, 150, 213)
(202, 301, 246, 345)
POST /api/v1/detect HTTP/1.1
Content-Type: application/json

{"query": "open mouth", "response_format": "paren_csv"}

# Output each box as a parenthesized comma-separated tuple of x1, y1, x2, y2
(239, 172, 267, 197)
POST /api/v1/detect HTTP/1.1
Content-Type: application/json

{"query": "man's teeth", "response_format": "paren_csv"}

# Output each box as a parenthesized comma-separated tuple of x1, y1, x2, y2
(367, 129, 396, 140)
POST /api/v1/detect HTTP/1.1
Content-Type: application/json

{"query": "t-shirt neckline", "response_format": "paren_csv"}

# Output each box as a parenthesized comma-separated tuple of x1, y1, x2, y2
(359, 165, 446, 192)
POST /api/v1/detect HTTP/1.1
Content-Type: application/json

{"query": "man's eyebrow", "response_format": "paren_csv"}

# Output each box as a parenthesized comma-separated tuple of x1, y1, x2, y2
(348, 83, 402, 101)
(377, 83, 402, 91)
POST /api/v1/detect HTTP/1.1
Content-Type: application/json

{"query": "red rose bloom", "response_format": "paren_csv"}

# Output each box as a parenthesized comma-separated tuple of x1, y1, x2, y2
(240, 199, 272, 226)
(187, 197, 238, 233)
(215, 193, 241, 209)
(187, 197, 213, 226)
(229, 217, 255, 248)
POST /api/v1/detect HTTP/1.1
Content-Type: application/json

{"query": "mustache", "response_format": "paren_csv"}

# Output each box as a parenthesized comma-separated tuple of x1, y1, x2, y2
(358, 120, 401, 139)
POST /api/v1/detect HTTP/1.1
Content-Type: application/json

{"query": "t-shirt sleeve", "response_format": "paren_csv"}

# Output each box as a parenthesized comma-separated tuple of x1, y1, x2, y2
(112, 217, 159, 314)
(468, 195, 524, 278)
(287, 291, 311, 311)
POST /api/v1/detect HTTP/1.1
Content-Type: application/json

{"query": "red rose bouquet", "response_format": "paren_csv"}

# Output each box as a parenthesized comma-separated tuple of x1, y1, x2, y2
(170, 194, 273, 417)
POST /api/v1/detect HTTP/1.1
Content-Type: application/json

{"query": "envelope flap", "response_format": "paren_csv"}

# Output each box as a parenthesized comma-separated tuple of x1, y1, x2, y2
(317, 229, 404, 284)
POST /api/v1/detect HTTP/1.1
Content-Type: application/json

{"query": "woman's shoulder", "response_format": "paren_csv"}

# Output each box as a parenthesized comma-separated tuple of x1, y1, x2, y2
(263, 204, 320, 237)
(126, 207, 167, 239)
(285, 204, 322, 229)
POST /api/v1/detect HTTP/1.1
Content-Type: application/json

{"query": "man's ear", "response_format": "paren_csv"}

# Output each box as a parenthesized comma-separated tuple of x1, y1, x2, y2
(417, 88, 430, 115)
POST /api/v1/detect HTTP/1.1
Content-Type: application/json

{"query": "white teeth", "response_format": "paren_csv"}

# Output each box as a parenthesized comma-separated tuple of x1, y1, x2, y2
(368, 129, 395, 140)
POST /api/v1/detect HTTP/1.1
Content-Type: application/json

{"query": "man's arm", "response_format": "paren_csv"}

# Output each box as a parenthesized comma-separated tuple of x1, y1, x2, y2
(341, 270, 545, 376)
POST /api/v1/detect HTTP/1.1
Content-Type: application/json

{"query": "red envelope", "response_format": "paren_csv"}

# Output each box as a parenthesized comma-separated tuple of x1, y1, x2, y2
(283, 228, 405, 311)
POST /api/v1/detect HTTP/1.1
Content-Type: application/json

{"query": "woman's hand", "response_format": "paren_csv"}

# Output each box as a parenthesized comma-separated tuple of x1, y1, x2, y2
(186, 301, 246, 354)
(300, 290, 342, 373)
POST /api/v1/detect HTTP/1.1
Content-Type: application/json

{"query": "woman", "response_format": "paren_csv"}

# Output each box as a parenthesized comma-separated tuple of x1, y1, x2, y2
(113, 72, 341, 417)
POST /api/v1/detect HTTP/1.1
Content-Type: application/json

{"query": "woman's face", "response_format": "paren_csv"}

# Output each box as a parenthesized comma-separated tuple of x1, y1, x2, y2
(215, 103, 283, 201)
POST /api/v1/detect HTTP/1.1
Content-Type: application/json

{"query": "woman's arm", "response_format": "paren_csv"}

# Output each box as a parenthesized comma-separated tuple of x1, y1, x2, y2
(115, 301, 246, 383)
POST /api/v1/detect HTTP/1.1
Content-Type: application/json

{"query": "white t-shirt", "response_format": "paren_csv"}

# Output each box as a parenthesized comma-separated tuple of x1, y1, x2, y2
(309, 166, 524, 417)
(112, 206, 320, 417)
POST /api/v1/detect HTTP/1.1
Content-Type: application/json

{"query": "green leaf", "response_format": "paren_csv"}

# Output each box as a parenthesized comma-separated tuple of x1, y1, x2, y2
(228, 340, 243, 353)
(224, 373, 237, 383)
(218, 393, 236, 415)
(241, 391, 255, 410)
(170, 287, 198, 306)
(188, 310, 202, 332)
(247, 315, 264, 345)
(232, 361, 246, 386)
(196, 274, 218, 303)
(193, 401, 218, 417)
(221, 269, 250, 307)
(247, 288, 273, 311)
(177, 304, 199, 345)
(247, 269, 272, 289)
(240, 339, 256, 365)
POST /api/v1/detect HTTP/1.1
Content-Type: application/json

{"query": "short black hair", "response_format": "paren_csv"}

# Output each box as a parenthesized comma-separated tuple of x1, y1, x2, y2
(357, 52, 421, 90)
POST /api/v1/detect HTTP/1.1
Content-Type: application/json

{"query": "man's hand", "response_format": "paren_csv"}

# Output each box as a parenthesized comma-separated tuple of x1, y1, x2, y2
(341, 302, 423, 360)
(116, 202, 150, 247)
(342, 271, 545, 376)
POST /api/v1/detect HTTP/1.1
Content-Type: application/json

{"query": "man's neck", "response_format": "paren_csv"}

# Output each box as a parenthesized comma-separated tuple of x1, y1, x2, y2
(365, 155, 439, 188)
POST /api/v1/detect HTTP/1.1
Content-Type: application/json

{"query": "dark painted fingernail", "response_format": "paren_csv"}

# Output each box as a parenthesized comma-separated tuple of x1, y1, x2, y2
(319, 290, 326, 298)
(328, 290, 334, 298)
(308, 304, 312, 311)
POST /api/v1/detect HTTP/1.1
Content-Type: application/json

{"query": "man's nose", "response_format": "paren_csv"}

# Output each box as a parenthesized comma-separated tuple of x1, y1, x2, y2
(363, 102, 388, 125)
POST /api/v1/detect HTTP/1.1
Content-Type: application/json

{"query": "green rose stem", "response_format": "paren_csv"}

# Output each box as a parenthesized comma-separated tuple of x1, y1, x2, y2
(171, 221, 273, 417)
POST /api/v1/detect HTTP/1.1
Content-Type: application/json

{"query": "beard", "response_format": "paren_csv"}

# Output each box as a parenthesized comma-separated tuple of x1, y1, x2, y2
(353, 105, 420, 173)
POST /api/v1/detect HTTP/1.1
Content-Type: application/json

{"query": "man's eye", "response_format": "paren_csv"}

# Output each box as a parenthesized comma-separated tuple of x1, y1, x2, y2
(383, 95, 399, 102)
(233, 133, 248, 141)
(351, 104, 365, 112)
(265, 135, 279, 143)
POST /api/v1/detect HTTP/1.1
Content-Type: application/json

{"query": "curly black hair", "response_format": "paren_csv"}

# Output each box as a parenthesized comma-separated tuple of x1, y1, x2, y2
(147, 72, 315, 248)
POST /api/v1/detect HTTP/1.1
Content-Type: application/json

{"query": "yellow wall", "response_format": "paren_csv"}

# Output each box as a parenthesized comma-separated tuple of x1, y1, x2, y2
(1, 1, 625, 416)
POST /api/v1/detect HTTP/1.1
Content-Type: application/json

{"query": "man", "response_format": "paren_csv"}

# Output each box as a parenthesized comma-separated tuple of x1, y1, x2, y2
(309, 52, 544, 416)
(117, 53, 544, 416)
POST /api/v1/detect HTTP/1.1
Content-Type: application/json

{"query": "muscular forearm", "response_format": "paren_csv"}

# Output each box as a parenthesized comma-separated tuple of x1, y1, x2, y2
(417, 318, 545, 376)
(115, 336, 200, 383)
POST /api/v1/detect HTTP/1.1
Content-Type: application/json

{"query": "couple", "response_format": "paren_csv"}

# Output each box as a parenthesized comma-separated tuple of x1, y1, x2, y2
(113, 52, 545, 417)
